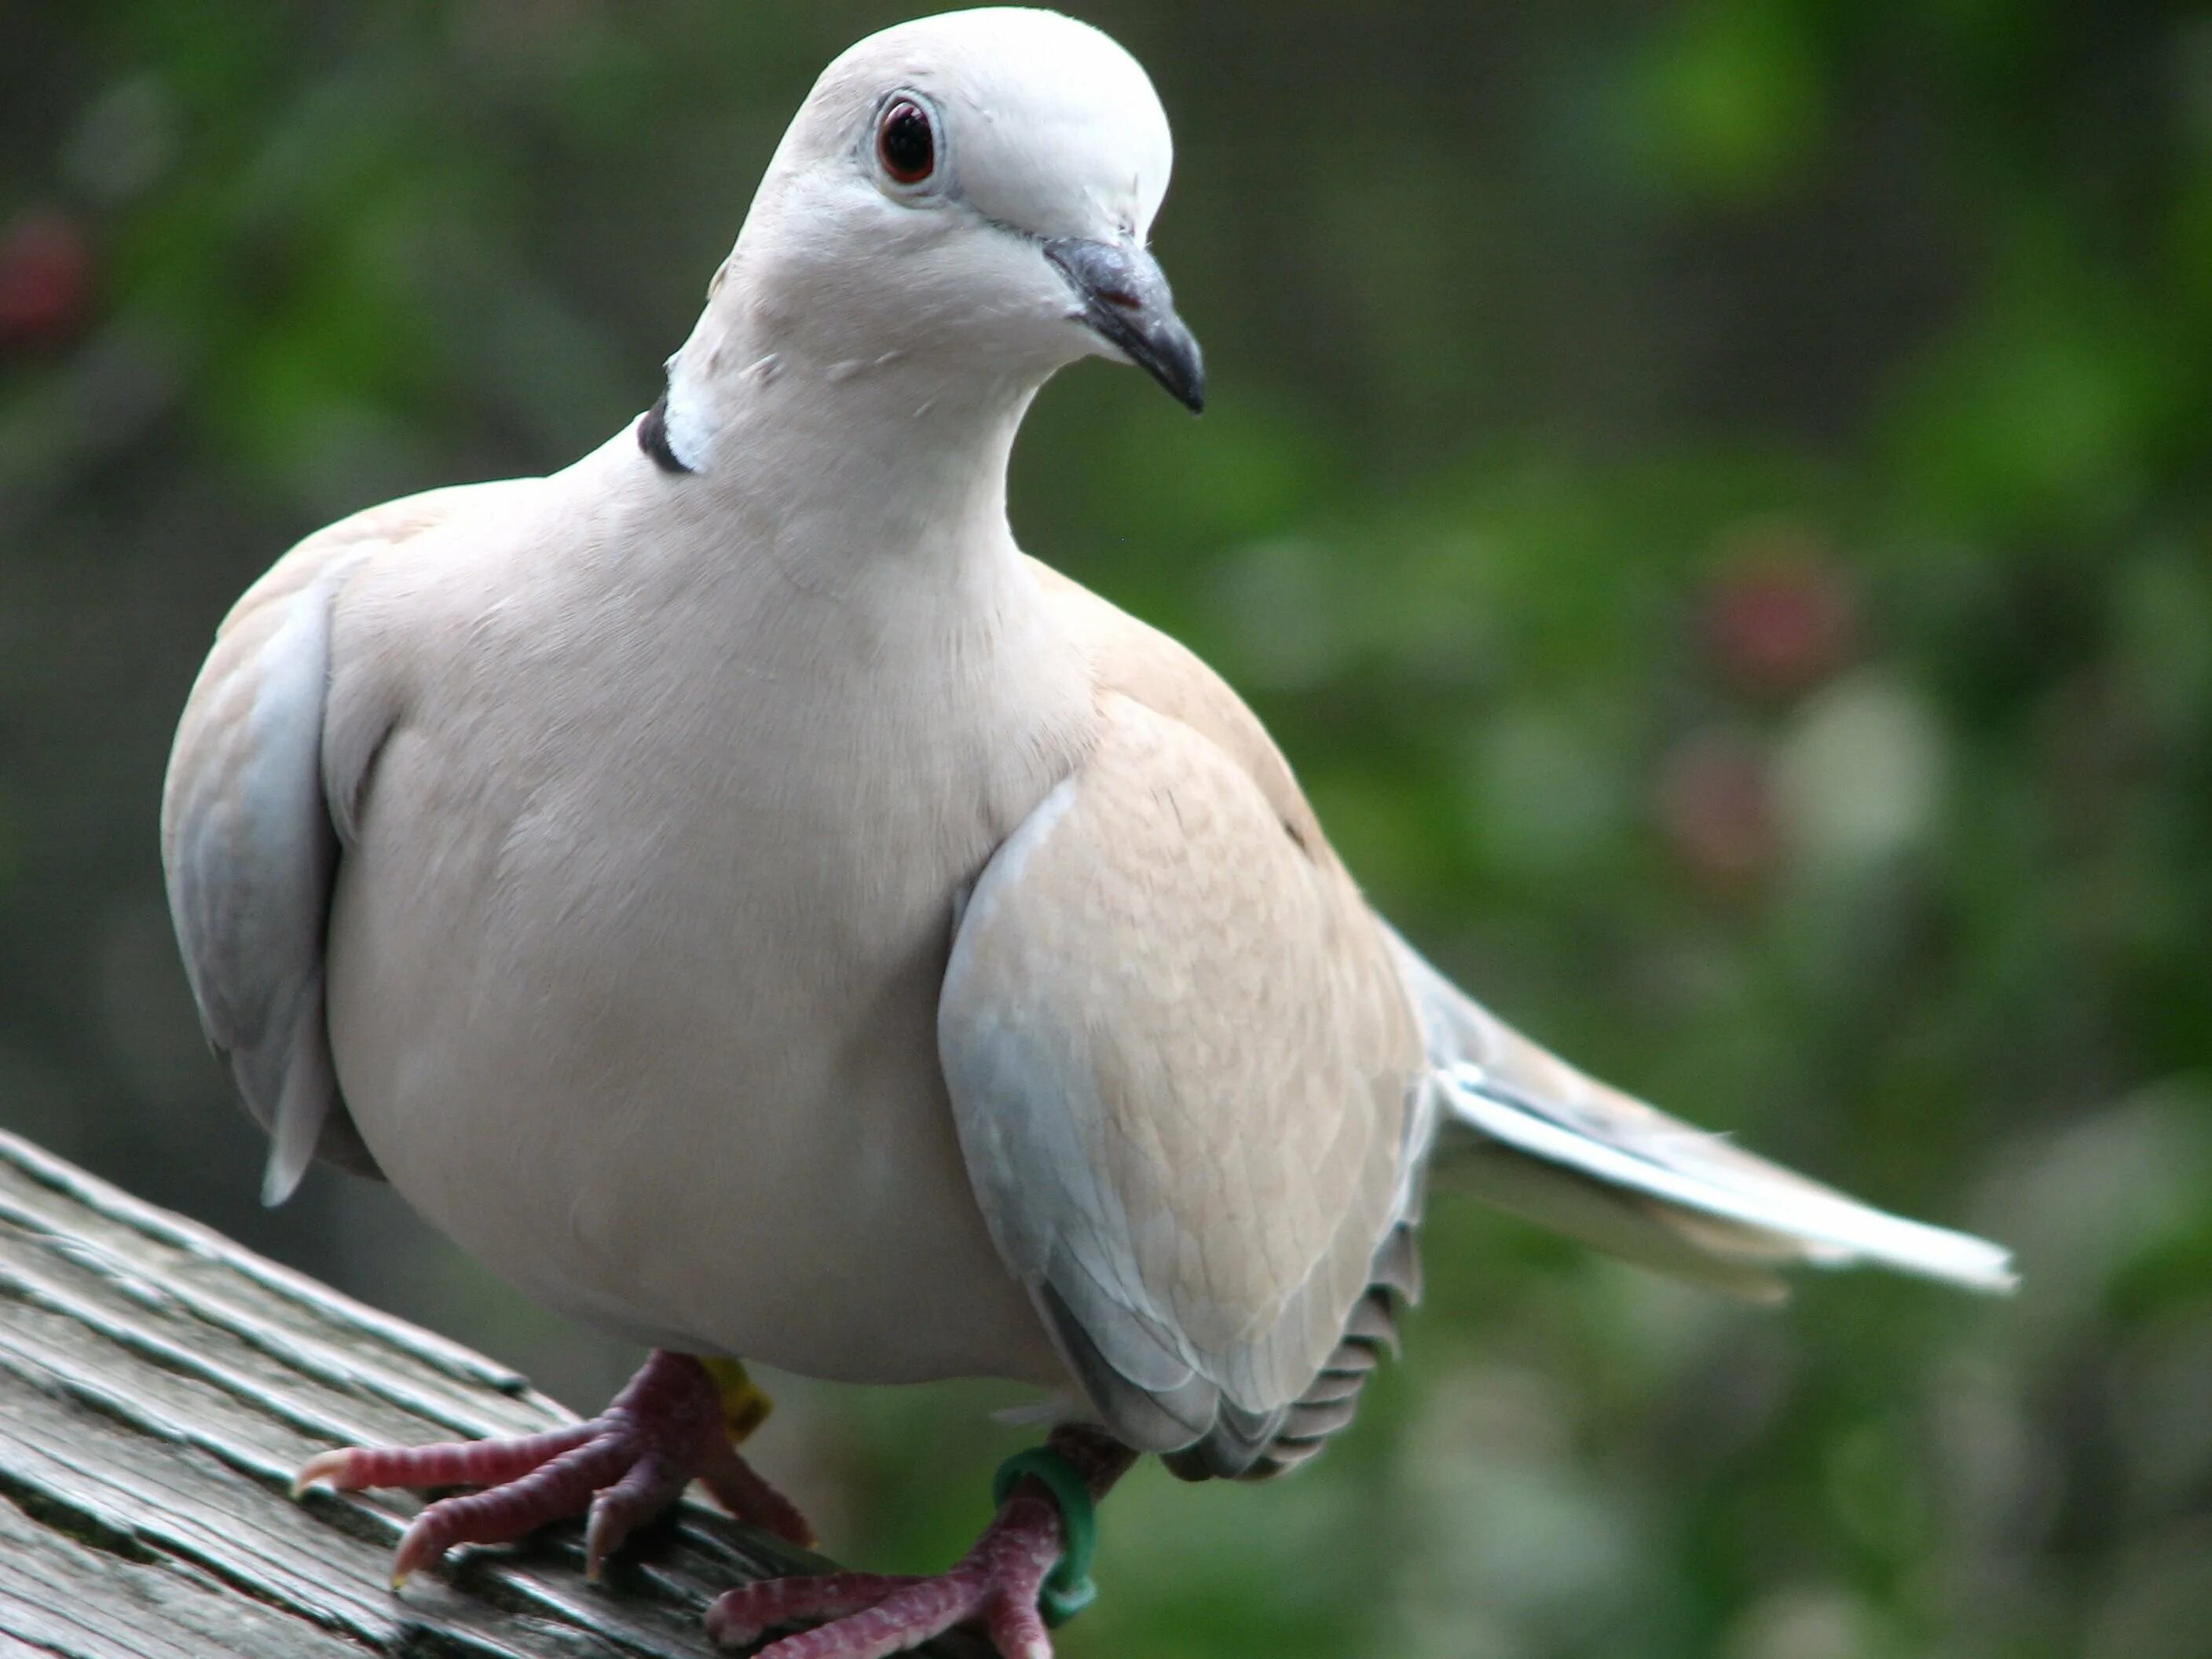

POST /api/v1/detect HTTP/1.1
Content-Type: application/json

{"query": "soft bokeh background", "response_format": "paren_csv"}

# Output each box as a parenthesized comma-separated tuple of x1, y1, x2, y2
(5, 2, 2210, 1655)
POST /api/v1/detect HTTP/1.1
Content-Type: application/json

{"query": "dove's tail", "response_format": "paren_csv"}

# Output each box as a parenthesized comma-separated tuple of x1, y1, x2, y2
(1386, 928, 2017, 1301)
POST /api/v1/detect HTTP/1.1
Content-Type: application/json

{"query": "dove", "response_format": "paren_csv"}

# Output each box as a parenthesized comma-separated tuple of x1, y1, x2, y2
(160, 9, 2016, 1657)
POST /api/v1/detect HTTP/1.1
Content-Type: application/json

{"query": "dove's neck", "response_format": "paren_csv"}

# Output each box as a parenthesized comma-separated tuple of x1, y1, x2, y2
(658, 296, 1044, 580)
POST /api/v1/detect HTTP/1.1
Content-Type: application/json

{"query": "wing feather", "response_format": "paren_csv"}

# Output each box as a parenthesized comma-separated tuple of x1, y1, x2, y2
(160, 485, 489, 1202)
(940, 693, 1424, 1471)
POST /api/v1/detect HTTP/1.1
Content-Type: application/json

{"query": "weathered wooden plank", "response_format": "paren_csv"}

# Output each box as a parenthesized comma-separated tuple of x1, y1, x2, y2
(0, 1492, 369, 1659)
(0, 1130, 978, 1658)
(0, 1134, 526, 1393)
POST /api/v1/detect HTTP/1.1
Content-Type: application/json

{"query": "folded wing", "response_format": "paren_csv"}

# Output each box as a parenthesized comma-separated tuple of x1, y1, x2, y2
(160, 485, 498, 1203)
(939, 690, 1426, 1476)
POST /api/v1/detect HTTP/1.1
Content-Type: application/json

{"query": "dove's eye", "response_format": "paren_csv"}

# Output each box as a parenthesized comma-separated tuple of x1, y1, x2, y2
(877, 99, 937, 187)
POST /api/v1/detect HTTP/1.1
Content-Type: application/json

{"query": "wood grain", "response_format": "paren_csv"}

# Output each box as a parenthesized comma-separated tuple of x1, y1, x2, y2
(0, 1130, 975, 1658)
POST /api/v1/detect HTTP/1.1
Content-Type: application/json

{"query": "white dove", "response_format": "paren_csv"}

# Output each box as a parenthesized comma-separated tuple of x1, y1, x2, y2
(160, 9, 2015, 1657)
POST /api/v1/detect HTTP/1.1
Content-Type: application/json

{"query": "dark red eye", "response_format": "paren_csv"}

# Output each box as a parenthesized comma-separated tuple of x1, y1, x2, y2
(877, 99, 936, 185)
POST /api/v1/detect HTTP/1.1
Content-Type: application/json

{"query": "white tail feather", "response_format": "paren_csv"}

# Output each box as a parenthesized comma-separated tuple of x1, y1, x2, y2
(1443, 1064, 2017, 1295)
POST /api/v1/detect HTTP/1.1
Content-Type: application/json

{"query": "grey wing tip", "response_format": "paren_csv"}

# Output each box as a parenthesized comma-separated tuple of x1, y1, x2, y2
(258, 1065, 324, 1207)
(1027, 1197, 1425, 1483)
(260, 1142, 312, 1207)
(255, 998, 342, 1207)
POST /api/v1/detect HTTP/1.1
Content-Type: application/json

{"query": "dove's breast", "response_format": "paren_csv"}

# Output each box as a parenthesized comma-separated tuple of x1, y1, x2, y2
(320, 467, 1094, 1389)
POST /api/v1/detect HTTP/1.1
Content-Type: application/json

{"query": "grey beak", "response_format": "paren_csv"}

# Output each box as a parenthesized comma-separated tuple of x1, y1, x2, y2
(1043, 237, 1206, 413)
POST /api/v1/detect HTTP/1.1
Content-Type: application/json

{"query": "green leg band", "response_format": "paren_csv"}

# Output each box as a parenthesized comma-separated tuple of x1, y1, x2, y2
(991, 1446, 1101, 1627)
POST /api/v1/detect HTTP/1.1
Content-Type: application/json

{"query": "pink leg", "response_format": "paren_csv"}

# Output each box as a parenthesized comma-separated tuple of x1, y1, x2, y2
(705, 1426, 1134, 1659)
(295, 1349, 813, 1584)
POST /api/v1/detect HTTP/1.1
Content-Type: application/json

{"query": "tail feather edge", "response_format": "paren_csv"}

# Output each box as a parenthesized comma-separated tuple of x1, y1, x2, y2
(1441, 1064, 2017, 1295)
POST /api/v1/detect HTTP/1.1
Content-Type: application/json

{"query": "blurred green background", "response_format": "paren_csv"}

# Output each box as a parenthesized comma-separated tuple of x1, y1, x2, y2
(5, 2, 2210, 1656)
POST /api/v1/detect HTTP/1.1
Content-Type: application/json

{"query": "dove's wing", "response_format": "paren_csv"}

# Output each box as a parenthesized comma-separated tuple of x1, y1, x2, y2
(161, 483, 512, 1204)
(1393, 933, 2017, 1297)
(940, 565, 1428, 1478)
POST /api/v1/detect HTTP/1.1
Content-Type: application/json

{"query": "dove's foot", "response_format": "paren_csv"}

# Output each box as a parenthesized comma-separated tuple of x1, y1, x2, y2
(295, 1347, 812, 1584)
(705, 1426, 1133, 1659)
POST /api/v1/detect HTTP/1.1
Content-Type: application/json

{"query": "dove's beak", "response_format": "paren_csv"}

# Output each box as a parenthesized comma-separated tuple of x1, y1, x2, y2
(1044, 236, 1206, 414)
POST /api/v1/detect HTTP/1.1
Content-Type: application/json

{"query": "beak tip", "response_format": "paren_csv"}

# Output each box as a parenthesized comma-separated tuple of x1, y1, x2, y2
(1148, 335, 1207, 414)
(1044, 235, 1208, 418)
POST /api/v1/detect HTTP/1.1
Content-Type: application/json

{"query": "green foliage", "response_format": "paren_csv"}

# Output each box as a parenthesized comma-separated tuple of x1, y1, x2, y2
(4, 3, 2207, 1656)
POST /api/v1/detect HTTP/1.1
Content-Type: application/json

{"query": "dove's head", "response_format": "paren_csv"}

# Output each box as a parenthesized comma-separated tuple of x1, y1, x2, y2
(665, 9, 1201, 472)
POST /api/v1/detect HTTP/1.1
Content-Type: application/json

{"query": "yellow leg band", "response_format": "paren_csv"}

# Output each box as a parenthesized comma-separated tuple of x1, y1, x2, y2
(699, 1357, 774, 1444)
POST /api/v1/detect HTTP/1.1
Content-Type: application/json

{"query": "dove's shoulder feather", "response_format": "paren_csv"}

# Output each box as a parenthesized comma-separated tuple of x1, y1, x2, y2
(1021, 555, 1328, 862)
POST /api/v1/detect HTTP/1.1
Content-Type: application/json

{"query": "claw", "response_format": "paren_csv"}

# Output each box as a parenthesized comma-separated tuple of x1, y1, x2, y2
(703, 1427, 1134, 1659)
(292, 1446, 355, 1498)
(291, 1350, 813, 1584)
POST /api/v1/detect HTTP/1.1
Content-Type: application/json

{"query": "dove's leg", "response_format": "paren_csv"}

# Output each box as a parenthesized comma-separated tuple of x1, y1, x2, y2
(295, 1348, 812, 1583)
(705, 1424, 1134, 1659)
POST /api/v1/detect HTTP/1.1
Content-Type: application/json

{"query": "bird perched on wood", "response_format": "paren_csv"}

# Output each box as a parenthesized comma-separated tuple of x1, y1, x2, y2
(161, 9, 2015, 1657)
